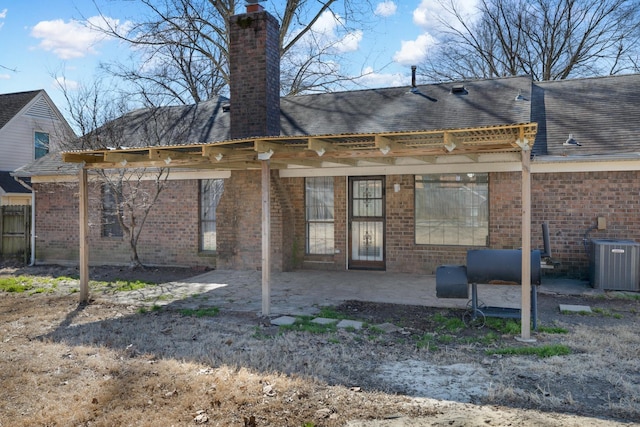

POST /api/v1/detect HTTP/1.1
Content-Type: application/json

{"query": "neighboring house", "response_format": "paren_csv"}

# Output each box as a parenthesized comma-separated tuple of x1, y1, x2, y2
(0, 90, 74, 205)
(13, 7, 640, 283)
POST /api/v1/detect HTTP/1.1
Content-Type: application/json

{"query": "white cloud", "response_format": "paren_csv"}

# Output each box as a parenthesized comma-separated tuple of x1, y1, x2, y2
(54, 76, 79, 91)
(392, 0, 479, 66)
(355, 66, 405, 88)
(413, 0, 479, 33)
(0, 73, 10, 80)
(0, 8, 7, 30)
(290, 10, 363, 54)
(30, 16, 130, 60)
(393, 33, 436, 65)
(333, 30, 363, 53)
(375, 1, 397, 17)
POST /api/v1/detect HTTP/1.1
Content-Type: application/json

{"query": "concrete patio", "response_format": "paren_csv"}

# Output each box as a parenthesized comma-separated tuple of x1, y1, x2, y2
(104, 269, 594, 317)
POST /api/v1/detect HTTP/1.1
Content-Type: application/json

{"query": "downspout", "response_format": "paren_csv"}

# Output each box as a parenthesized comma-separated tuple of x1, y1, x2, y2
(29, 191, 35, 265)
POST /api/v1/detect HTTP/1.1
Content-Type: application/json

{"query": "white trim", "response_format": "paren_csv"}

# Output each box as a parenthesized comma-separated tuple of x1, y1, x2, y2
(280, 160, 522, 178)
(532, 157, 640, 173)
(30, 170, 231, 183)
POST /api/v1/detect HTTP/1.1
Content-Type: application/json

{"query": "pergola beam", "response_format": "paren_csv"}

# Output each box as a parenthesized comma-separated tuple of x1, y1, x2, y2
(375, 135, 404, 155)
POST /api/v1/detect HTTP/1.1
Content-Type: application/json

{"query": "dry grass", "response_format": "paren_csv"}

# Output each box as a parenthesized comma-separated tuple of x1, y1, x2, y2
(1, 270, 639, 426)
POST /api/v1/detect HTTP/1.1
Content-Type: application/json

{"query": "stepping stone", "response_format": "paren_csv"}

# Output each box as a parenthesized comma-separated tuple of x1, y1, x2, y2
(337, 319, 363, 330)
(559, 304, 592, 313)
(374, 322, 403, 333)
(271, 316, 297, 326)
(311, 317, 338, 325)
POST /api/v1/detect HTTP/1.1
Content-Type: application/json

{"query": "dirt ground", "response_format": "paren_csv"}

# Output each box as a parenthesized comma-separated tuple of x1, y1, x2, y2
(1, 263, 639, 426)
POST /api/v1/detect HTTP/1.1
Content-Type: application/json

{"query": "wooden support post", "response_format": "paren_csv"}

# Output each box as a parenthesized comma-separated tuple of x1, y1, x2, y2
(519, 148, 533, 341)
(79, 167, 89, 303)
(261, 160, 271, 316)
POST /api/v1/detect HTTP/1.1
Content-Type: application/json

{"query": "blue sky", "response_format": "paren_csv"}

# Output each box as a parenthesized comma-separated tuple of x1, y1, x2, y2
(0, 0, 478, 120)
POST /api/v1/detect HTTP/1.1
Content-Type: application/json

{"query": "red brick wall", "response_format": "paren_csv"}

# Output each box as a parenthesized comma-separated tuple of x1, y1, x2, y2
(34, 169, 640, 279)
(532, 171, 640, 278)
(33, 179, 214, 268)
(215, 170, 295, 272)
(489, 172, 523, 249)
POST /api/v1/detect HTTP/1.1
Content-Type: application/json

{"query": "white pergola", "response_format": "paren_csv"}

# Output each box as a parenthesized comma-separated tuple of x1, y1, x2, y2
(63, 122, 538, 339)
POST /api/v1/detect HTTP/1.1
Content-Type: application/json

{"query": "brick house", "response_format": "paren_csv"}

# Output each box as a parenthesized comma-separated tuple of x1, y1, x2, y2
(13, 6, 640, 284)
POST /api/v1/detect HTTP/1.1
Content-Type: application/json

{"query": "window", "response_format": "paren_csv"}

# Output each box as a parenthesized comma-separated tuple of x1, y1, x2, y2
(34, 131, 49, 159)
(305, 177, 334, 254)
(415, 173, 488, 246)
(200, 179, 224, 252)
(102, 183, 123, 237)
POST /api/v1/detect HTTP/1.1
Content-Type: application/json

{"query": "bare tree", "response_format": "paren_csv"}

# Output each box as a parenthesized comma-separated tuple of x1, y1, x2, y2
(57, 79, 179, 268)
(420, 0, 640, 82)
(91, 0, 374, 102)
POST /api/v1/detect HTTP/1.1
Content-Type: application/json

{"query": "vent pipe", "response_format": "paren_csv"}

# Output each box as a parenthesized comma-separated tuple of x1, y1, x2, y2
(411, 65, 418, 93)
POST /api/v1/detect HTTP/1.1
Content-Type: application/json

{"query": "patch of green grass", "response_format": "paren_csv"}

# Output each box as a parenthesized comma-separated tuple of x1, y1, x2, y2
(179, 307, 220, 317)
(433, 312, 465, 332)
(616, 293, 640, 301)
(0, 276, 35, 293)
(138, 305, 163, 314)
(537, 325, 569, 334)
(591, 307, 623, 318)
(438, 334, 455, 344)
(486, 344, 571, 358)
(52, 276, 76, 284)
(366, 325, 384, 335)
(485, 318, 521, 335)
(416, 333, 438, 350)
(479, 331, 501, 345)
(279, 316, 337, 334)
(317, 307, 348, 319)
(561, 309, 592, 315)
(111, 279, 156, 292)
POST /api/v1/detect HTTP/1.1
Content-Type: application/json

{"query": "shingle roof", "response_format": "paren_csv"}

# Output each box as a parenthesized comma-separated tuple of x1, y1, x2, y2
(13, 152, 82, 177)
(0, 90, 41, 130)
(96, 96, 230, 149)
(16, 73, 640, 177)
(73, 75, 532, 150)
(532, 74, 640, 156)
(280, 75, 532, 135)
(0, 171, 31, 193)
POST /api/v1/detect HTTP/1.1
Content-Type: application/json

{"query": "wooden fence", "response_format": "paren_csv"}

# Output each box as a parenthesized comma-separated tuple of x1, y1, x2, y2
(0, 205, 31, 263)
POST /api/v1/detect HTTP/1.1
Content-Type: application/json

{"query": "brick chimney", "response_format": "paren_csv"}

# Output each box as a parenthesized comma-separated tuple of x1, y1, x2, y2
(229, 4, 281, 139)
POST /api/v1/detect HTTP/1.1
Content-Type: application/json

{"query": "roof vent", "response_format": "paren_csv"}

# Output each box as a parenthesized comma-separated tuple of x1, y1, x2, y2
(222, 104, 231, 112)
(563, 134, 581, 146)
(451, 84, 467, 95)
(410, 65, 419, 93)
